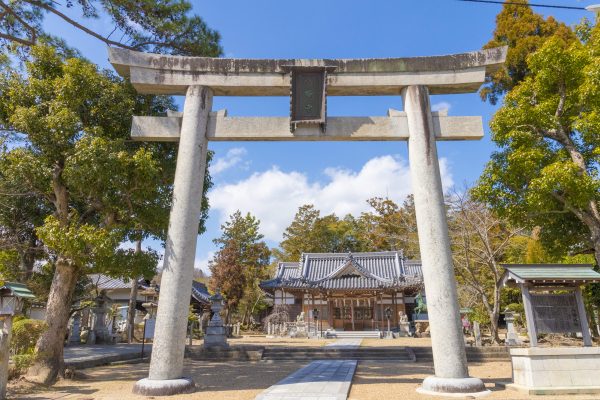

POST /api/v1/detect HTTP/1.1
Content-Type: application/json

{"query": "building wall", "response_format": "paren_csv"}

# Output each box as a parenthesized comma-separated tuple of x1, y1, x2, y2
(273, 291, 415, 331)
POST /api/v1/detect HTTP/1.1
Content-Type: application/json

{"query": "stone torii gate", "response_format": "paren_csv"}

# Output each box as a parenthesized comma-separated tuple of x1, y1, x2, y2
(109, 46, 506, 397)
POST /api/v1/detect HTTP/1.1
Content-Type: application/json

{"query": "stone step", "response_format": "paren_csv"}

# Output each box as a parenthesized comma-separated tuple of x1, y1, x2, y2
(262, 354, 411, 360)
(411, 346, 510, 362)
(265, 347, 406, 355)
(326, 331, 381, 339)
(261, 346, 415, 362)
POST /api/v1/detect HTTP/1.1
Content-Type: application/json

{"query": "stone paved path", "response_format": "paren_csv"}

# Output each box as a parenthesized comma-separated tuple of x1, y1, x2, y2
(255, 359, 357, 400)
(324, 339, 362, 349)
(64, 343, 152, 368)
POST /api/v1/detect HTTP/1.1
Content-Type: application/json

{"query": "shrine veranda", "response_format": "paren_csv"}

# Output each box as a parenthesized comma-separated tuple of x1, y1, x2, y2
(109, 46, 507, 397)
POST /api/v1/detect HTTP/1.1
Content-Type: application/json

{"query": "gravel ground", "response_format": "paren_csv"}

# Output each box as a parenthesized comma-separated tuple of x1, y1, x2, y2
(11, 359, 600, 400)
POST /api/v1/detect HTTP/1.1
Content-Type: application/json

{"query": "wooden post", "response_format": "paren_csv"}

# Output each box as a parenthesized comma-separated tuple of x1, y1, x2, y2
(320, 293, 324, 336)
(351, 298, 355, 331)
(328, 295, 333, 329)
(394, 292, 399, 329)
(371, 295, 375, 330)
(311, 293, 315, 335)
(344, 298, 348, 330)
(380, 293, 384, 333)
(575, 286, 592, 346)
(521, 285, 538, 347)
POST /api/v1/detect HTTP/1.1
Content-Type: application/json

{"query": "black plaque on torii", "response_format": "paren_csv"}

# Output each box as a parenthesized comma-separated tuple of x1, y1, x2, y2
(284, 66, 336, 133)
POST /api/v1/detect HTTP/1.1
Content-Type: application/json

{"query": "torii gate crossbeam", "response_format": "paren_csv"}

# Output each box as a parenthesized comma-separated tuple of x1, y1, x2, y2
(108, 46, 507, 397)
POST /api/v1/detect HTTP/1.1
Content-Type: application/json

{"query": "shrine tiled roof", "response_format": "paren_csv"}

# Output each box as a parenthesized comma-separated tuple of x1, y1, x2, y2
(191, 281, 211, 304)
(260, 251, 423, 292)
(88, 274, 148, 290)
(501, 264, 600, 285)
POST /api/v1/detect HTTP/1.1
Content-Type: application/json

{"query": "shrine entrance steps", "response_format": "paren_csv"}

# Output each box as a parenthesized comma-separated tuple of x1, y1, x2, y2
(325, 330, 382, 339)
(261, 346, 415, 363)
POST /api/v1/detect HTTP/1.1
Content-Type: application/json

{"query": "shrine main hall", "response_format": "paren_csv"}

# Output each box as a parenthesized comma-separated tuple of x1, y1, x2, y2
(260, 251, 424, 332)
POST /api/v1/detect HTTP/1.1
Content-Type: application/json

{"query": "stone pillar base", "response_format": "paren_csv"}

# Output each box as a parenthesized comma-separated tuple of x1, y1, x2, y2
(417, 376, 490, 398)
(133, 377, 195, 396)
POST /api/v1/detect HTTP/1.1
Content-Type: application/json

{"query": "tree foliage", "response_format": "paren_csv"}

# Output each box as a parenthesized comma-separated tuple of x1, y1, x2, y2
(0, 0, 222, 58)
(209, 211, 271, 324)
(480, 0, 575, 104)
(276, 198, 419, 262)
(474, 22, 600, 266)
(0, 46, 212, 383)
(356, 196, 419, 257)
(276, 205, 361, 261)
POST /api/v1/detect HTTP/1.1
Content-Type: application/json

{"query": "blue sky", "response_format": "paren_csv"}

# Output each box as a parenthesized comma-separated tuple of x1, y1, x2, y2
(44, 1, 593, 273)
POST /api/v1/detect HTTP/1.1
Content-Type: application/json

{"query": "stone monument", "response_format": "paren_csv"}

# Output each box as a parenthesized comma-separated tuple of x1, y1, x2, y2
(90, 294, 112, 344)
(69, 311, 81, 344)
(203, 291, 229, 350)
(473, 321, 482, 347)
(398, 311, 410, 337)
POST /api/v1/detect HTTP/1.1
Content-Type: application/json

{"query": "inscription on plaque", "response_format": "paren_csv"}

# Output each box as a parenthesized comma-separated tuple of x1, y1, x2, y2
(531, 292, 580, 334)
(286, 66, 335, 133)
(293, 71, 324, 121)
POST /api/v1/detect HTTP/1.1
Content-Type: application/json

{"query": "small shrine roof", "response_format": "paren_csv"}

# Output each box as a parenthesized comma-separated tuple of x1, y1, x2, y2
(501, 264, 600, 285)
(0, 282, 35, 299)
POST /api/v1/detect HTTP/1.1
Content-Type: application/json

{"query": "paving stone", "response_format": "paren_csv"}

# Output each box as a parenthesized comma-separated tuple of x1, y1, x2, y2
(255, 360, 357, 400)
(64, 344, 151, 368)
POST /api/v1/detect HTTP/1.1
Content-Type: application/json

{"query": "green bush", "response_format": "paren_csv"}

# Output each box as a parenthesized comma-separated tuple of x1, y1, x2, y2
(11, 318, 46, 355)
(11, 354, 34, 377)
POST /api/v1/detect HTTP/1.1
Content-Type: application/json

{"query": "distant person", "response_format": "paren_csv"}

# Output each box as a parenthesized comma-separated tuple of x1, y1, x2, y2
(461, 315, 471, 334)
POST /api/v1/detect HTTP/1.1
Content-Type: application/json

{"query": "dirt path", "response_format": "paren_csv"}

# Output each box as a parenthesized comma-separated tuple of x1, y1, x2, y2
(10, 359, 600, 400)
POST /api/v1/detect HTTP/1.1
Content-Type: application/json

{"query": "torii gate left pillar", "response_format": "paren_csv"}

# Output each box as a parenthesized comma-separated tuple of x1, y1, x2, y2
(109, 46, 506, 397)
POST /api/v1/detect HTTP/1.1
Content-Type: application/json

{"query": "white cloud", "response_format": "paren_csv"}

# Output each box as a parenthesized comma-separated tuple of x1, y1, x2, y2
(195, 251, 215, 275)
(210, 147, 248, 175)
(431, 101, 451, 112)
(209, 155, 453, 242)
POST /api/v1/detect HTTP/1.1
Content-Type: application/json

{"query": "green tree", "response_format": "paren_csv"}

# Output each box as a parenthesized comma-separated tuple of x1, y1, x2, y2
(474, 24, 600, 267)
(209, 211, 271, 324)
(0, 0, 221, 57)
(0, 46, 212, 383)
(277, 204, 361, 261)
(480, 0, 575, 104)
(356, 196, 419, 256)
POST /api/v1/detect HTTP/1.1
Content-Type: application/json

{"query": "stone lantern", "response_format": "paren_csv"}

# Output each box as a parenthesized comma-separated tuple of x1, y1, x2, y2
(203, 291, 229, 350)
(385, 307, 392, 338)
(0, 282, 35, 399)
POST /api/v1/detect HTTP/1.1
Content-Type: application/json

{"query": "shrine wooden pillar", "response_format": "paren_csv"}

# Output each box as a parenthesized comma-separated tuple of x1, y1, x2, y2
(521, 285, 538, 347)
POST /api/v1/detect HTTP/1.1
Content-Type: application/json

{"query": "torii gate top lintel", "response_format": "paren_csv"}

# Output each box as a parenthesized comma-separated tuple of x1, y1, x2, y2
(108, 46, 507, 142)
(108, 46, 507, 96)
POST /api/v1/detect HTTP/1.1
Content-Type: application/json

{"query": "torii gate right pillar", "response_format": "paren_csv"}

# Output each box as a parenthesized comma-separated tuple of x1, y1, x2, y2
(404, 85, 487, 396)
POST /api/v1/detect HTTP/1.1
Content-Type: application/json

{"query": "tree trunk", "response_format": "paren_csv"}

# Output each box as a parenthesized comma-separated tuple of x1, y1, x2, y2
(126, 240, 142, 344)
(593, 234, 600, 269)
(126, 279, 138, 344)
(490, 281, 502, 344)
(19, 234, 38, 280)
(27, 257, 78, 384)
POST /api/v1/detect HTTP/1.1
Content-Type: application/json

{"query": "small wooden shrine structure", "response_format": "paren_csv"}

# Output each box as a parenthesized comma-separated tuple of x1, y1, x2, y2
(501, 264, 600, 346)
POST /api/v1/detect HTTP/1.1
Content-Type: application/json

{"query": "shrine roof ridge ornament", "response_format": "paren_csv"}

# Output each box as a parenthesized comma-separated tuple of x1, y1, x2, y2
(108, 46, 507, 96)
